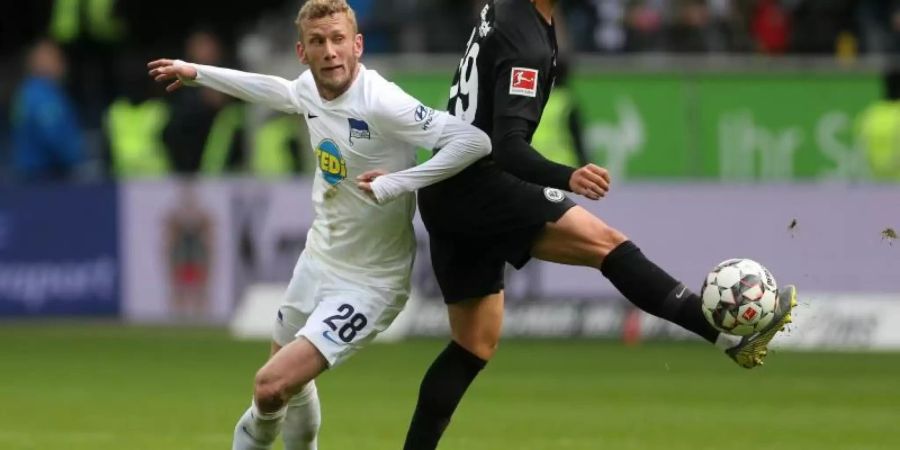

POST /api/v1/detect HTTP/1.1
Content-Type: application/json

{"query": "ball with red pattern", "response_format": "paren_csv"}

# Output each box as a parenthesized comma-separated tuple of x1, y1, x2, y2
(700, 259, 778, 336)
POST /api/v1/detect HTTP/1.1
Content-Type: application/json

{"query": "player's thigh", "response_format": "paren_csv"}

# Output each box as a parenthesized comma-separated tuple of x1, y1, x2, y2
(297, 283, 406, 368)
(429, 233, 508, 303)
(272, 251, 322, 347)
(531, 205, 628, 268)
(448, 292, 504, 361)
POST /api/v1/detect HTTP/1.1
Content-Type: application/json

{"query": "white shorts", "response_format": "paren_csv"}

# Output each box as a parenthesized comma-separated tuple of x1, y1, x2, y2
(272, 251, 408, 367)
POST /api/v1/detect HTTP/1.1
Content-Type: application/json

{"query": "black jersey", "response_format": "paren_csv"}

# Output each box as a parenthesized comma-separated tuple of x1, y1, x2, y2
(448, 0, 558, 141)
(419, 0, 577, 303)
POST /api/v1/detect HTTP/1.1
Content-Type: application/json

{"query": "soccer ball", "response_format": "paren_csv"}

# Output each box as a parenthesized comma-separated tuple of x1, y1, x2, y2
(700, 259, 778, 336)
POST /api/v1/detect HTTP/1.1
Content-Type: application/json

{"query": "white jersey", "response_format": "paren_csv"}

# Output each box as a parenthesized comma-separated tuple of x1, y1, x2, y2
(293, 68, 447, 288)
(192, 64, 451, 289)
(184, 59, 489, 366)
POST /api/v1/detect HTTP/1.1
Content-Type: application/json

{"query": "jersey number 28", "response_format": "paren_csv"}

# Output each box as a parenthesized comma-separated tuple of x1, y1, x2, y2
(323, 304, 368, 343)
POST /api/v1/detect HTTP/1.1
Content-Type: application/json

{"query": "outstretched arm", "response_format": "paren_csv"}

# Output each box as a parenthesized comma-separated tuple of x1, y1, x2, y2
(147, 59, 304, 114)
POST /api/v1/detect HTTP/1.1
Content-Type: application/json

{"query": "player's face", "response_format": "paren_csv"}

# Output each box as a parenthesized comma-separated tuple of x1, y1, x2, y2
(297, 13, 363, 100)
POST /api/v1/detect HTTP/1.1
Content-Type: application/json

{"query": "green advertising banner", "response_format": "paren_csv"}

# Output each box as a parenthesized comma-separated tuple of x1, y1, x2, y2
(695, 75, 881, 181)
(392, 72, 881, 180)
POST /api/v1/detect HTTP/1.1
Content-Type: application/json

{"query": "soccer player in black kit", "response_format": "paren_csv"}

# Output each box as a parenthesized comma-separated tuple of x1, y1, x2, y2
(401, 1, 798, 448)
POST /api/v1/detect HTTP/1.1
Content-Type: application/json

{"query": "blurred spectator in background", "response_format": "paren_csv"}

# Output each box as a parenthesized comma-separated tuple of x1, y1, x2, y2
(668, 0, 715, 52)
(560, 0, 600, 51)
(104, 55, 171, 178)
(348, 0, 390, 53)
(664, 0, 742, 52)
(590, 0, 628, 52)
(750, 0, 791, 54)
(563, 0, 749, 53)
(531, 58, 589, 167)
(856, 0, 900, 54)
(6, 0, 900, 183)
(421, 0, 482, 52)
(788, 0, 856, 54)
(10, 39, 85, 182)
(249, 115, 307, 178)
(48, 0, 128, 130)
(625, 0, 666, 52)
(857, 70, 900, 181)
(163, 30, 245, 175)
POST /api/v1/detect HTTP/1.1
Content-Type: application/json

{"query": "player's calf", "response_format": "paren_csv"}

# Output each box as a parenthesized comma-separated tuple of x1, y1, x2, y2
(404, 341, 488, 450)
(282, 382, 321, 450)
(534, 207, 719, 343)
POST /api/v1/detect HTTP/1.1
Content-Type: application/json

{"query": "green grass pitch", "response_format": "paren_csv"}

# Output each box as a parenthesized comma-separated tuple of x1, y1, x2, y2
(1, 324, 898, 449)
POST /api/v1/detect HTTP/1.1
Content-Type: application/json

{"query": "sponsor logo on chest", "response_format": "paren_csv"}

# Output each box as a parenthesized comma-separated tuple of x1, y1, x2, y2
(315, 138, 347, 185)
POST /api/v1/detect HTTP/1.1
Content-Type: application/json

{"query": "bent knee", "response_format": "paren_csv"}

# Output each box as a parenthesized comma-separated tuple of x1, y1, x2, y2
(254, 369, 289, 411)
(577, 223, 628, 268)
(454, 333, 500, 361)
(594, 225, 628, 258)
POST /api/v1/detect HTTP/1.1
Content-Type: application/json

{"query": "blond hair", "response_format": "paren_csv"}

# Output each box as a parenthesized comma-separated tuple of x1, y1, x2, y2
(295, 0, 358, 40)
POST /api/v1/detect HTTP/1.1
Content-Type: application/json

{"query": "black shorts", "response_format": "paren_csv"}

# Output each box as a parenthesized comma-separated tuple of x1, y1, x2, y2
(418, 161, 576, 303)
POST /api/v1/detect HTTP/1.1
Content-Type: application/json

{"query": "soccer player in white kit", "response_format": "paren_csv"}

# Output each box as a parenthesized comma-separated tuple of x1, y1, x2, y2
(148, 1, 491, 449)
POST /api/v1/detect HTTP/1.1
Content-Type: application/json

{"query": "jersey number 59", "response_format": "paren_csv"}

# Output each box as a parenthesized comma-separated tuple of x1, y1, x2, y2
(449, 31, 480, 124)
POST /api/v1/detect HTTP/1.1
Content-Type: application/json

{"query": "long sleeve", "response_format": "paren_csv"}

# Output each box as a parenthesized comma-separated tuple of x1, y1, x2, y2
(485, 31, 575, 190)
(370, 115, 491, 203)
(177, 61, 305, 115)
(491, 115, 574, 190)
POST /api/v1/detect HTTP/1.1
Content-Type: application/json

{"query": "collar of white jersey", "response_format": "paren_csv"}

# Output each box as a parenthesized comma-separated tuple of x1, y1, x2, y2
(319, 64, 366, 106)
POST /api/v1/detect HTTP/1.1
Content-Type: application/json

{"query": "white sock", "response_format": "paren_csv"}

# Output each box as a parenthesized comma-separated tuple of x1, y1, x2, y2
(232, 401, 286, 450)
(715, 333, 741, 351)
(282, 381, 321, 450)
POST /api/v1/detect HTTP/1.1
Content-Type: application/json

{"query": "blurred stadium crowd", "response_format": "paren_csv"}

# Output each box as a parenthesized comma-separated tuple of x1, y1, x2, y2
(0, 0, 898, 182)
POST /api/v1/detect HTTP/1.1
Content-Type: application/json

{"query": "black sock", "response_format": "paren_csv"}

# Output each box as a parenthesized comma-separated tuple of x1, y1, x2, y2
(601, 240, 719, 343)
(403, 341, 487, 450)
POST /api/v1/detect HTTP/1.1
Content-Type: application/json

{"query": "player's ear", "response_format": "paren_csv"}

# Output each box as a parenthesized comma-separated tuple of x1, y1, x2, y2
(296, 41, 308, 65)
(354, 33, 363, 59)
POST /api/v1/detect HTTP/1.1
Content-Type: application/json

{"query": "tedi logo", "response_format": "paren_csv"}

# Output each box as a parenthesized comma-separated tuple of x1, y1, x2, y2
(315, 139, 347, 186)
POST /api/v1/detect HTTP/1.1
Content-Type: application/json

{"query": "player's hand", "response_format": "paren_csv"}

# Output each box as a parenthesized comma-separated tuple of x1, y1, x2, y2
(147, 59, 198, 93)
(569, 164, 610, 200)
(357, 169, 387, 201)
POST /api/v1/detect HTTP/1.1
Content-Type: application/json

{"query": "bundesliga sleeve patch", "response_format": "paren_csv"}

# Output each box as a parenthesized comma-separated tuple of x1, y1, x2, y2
(509, 67, 539, 97)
